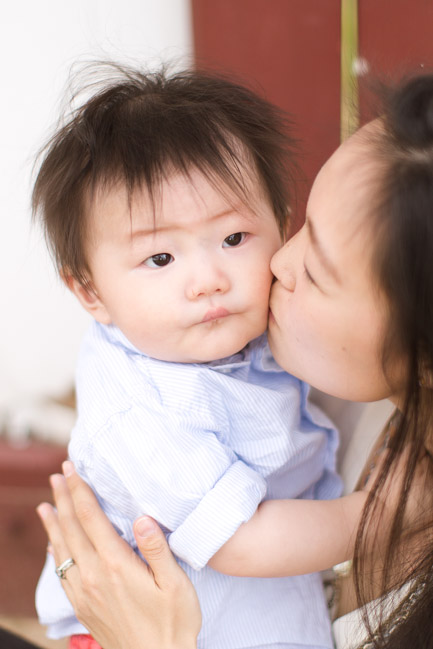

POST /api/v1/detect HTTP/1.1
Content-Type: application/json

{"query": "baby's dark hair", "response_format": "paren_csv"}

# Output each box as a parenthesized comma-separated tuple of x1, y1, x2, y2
(32, 63, 297, 285)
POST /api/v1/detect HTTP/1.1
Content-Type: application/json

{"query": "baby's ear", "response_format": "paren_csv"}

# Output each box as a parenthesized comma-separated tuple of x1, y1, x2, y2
(61, 271, 111, 325)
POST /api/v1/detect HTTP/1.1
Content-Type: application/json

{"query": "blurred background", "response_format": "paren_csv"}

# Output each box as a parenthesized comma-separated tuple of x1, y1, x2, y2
(1, 1, 433, 646)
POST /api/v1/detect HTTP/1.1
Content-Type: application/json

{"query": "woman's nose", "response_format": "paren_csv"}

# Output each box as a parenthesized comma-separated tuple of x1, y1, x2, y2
(271, 240, 296, 292)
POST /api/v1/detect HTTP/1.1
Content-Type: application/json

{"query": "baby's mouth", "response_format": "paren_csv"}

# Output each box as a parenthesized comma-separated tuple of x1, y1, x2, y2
(201, 307, 230, 323)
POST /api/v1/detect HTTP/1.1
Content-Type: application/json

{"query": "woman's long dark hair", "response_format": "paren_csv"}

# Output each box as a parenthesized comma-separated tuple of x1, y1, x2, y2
(353, 74, 433, 648)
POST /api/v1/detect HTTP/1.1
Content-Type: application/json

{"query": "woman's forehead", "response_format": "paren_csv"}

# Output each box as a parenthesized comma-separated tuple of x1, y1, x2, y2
(306, 132, 386, 289)
(310, 128, 383, 228)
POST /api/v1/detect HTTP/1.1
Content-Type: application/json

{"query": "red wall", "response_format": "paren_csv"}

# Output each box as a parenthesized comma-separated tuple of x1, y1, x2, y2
(192, 0, 433, 219)
(359, 1, 433, 77)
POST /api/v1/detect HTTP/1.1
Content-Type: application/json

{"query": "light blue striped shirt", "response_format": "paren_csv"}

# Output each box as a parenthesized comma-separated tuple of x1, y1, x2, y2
(37, 322, 342, 649)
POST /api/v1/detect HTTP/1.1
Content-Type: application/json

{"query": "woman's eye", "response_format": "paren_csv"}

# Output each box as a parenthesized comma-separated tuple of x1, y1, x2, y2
(143, 253, 174, 268)
(304, 266, 316, 285)
(223, 232, 246, 247)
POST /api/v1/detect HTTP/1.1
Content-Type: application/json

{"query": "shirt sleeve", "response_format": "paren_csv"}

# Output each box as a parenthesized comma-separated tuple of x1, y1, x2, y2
(81, 400, 267, 570)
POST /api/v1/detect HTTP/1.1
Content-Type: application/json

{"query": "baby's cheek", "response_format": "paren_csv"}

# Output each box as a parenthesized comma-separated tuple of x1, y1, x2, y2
(260, 267, 275, 295)
(256, 305, 271, 336)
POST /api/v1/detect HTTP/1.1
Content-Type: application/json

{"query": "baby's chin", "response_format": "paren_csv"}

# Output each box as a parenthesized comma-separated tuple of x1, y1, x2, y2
(176, 345, 247, 364)
(139, 318, 268, 364)
(163, 340, 253, 365)
(185, 332, 267, 364)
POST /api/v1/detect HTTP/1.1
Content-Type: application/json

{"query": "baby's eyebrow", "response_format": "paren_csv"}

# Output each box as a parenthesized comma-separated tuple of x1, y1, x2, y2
(130, 205, 253, 240)
(306, 217, 341, 284)
(130, 225, 169, 239)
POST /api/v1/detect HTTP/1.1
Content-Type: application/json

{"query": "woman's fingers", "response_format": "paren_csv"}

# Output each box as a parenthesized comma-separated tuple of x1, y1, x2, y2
(133, 517, 187, 591)
(133, 515, 202, 643)
(37, 500, 72, 566)
(36, 500, 80, 602)
(49, 471, 96, 564)
(37, 463, 202, 649)
(62, 461, 128, 557)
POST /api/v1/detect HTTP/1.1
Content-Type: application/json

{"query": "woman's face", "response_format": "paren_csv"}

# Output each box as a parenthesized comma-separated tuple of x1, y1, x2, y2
(268, 124, 405, 403)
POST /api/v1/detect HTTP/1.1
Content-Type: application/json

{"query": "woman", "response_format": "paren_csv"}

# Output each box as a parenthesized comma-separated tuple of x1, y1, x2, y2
(37, 73, 433, 649)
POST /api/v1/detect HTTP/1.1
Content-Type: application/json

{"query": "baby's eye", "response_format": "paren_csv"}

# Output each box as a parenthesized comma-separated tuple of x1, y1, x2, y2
(143, 253, 174, 268)
(222, 232, 246, 247)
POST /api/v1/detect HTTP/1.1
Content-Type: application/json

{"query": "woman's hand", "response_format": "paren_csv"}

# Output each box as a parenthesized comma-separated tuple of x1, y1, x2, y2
(37, 462, 201, 649)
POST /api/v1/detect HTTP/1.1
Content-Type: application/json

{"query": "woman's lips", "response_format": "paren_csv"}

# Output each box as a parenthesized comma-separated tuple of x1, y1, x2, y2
(201, 307, 230, 323)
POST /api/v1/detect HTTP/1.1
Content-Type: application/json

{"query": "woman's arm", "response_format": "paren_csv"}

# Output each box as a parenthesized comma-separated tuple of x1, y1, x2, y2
(208, 491, 367, 576)
(37, 462, 201, 649)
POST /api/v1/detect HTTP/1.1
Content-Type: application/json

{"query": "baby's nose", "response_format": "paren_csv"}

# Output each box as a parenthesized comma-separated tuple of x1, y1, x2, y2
(186, 265, 230, 299)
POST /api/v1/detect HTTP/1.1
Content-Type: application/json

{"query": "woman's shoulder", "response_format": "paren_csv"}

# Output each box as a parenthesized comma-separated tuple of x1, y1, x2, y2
(332, 582, 413, 649)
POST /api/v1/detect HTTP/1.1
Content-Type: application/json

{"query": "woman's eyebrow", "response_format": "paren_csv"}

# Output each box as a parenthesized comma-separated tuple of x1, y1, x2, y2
(306, 217, 341, 284)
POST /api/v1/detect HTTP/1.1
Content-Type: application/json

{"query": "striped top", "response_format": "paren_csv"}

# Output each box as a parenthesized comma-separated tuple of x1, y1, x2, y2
(37, 322, 342, 649)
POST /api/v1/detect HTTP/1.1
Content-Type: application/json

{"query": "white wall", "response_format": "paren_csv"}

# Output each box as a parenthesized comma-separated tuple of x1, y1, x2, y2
(0, 0, 193, 414)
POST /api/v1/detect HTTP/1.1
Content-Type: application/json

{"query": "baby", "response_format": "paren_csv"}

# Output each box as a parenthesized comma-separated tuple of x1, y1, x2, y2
(34, 65, 341, 649)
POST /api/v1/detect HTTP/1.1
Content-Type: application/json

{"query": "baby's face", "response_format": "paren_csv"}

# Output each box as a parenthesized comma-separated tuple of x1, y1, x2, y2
(78, 169, 282, 363)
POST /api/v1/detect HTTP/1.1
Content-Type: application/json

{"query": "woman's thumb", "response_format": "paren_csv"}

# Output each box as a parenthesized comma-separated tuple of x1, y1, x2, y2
(133, 516, 177, 586)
